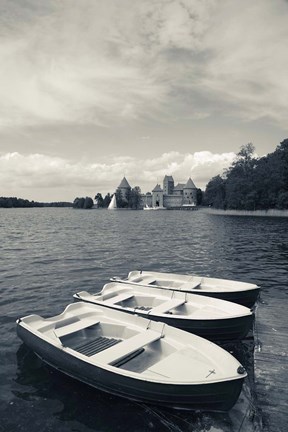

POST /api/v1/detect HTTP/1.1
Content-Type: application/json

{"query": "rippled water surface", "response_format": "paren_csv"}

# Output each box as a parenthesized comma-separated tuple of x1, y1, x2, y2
(1, 208, 287, 431)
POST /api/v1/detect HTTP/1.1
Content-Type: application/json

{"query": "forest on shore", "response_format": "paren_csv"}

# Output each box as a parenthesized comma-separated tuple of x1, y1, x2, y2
(203, 139, 288, 210)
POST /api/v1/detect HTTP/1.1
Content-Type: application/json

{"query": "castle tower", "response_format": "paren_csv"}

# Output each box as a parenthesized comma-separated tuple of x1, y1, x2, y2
(183, 178, 197, 205)
(152, 184, 164, 207)
(163, 175, 174, 195)
(117, 177, 131, 201)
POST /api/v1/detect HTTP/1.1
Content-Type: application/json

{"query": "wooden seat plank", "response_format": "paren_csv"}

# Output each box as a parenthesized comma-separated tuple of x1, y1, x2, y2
(151, 298, 186, 314)
(54, 318, 100, 338)
(104, 293, 134, 305)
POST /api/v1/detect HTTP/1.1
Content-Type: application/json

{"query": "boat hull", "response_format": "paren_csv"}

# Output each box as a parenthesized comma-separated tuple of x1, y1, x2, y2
(16, 324, 245, 411)
(137, 313, 254, 341)
(181, 288, 260, 309)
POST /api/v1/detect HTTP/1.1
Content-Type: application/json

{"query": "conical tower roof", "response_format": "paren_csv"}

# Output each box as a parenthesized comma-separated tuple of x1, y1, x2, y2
(183, 177, 196, 189)
(118, 176, 131, 189)
(152, 184, 163, 192)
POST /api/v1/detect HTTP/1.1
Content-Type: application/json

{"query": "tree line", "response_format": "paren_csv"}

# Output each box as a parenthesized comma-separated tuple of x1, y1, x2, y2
(203, 139, 288, 210)
(0, 197, 72, 208)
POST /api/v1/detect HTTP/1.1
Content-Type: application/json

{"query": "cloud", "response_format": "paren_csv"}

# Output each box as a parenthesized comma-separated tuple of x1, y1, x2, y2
(0, 150, 236, 201)
(199, 0, 288, 126)
(0, 0, 287, 130)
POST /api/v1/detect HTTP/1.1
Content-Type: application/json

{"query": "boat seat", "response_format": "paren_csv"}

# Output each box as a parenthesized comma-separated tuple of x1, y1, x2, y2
(187, 276, 202, 286)
(142, 277, 157, 285)
(94, 330, 161, 365)
(54, 318, 100, 338)
(151, 298, 186, 314)
(146, 348, 199, 380)
(104, 293, 134, 305)
(179, 281, 201, 290)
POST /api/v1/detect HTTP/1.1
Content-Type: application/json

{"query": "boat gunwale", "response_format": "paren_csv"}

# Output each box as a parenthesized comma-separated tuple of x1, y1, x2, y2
(117, 278, 260, 294)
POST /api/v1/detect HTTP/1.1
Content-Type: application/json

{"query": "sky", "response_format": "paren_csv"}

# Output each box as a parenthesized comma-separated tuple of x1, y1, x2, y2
(0, 0, 288, 202)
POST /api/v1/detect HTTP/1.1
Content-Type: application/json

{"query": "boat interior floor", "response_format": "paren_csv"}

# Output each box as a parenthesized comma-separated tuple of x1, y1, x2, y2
(60, 325, 164, 373)
(74, 336, 121, 357)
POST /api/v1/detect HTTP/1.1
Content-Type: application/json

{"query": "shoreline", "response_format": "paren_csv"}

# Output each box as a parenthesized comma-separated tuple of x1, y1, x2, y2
(200, 208, 288, 218)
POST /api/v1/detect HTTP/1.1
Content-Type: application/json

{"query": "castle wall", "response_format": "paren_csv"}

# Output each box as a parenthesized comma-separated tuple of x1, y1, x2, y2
(141, 194, 152, 207)
(173, 190, 183, 196)
(163, 195, 183, 208)
(183, 189, 197, 205)
(153, 192, 163, 207)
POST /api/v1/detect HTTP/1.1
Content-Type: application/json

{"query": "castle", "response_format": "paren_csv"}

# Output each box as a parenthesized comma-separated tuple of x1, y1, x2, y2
(116, 175, 198, 209)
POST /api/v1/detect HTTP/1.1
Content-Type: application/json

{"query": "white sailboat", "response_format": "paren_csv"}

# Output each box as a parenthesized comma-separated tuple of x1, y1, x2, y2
(108, 194, 117, 210)
(143, 204, 152, 210)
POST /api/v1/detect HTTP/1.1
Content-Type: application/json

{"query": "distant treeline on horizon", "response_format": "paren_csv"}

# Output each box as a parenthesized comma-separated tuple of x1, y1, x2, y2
(0, 197, 72, 208)
(1, 139, 287, 211)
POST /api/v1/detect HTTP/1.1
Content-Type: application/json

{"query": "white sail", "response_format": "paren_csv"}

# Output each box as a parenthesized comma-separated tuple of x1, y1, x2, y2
(108, 194, 117, 210)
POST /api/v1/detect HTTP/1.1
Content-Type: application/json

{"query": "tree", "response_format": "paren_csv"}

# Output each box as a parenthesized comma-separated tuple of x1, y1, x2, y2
(73, 197, 85, 208)
(196, 188, 203, 206)
(237, 143, 255, 164)
(276, 139, 288, 192)
(203, 175, 226, 208)
(224, 143, 257, 209)
(115, 189, 127, 208)
(277, 191, 288, 209)
(127, 186, 142, 209)
(103, 193, 112, 208)
(94, 193, 104, 208)
(83, 197, 94, 209)
(73, 197, 93, 209)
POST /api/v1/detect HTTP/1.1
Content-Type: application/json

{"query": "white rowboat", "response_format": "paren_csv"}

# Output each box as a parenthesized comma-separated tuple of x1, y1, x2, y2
(112, 270, 260, 308)
(16, 302, 247, 411)
(74, 282, 253, 341)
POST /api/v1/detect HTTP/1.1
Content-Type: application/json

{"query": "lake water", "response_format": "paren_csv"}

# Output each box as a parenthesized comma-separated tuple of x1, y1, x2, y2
(1, 208, 287, 432)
